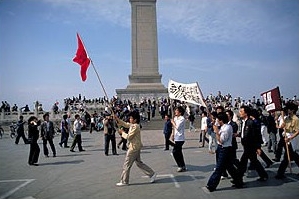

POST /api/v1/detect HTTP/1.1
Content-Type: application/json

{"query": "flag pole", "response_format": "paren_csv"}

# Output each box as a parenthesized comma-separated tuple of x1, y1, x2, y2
(77, 33, 114, 114)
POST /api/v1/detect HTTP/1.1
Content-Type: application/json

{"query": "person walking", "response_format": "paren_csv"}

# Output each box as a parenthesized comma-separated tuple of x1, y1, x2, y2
(171, 106, 187, 172)
(250, 109, 273, 169)
(40, 113, 56, 157)
(114, 110, 156, 186)
(15, 115, 29, 144)
(207, 112, 218, 154)
(267, 111, 277, 153)
(200, 111, 209, 147)
(59, 114, 69, 148)
(163, 114, 172, 151)
(70, 114, 85, 152)
(188, 111, 196, 133)
(275, 102, 299, 179)
(237, 106, 268, 182)
(205, 112, 243, 192)
(226, 110, 239, 167)
(27, 116, 40, 166)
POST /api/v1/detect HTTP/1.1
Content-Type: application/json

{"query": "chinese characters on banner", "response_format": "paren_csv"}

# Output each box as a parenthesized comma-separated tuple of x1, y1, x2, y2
(168, 80, 206, 107)
(261, 87, 282, 112)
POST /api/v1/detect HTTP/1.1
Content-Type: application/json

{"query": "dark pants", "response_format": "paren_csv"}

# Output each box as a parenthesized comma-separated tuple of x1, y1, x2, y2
(274, 129, 284, 161)
(238, 147, 268, 179)
(15, 131, 28, 144)
(70, 134, 83, 151)
(28, 143, 40, 164)
(172, 141, 185, 168)
(207, 146, 241, 190)
(164, 133, 171, 150)
(105, 134, 117, 155)
(43, 137, 56, 156)
(118, 137, 127, 150)
(277, 142, 299, 177)
(60, 131, 69, 147)
(268, 132, 277, 152)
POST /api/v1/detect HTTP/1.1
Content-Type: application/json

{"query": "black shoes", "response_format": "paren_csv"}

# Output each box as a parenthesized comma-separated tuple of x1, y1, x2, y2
(29, 163, 39, 166)
(272, 158, 280, 162)
(275, 175, 285, 179)
(204, 186, 215, 192)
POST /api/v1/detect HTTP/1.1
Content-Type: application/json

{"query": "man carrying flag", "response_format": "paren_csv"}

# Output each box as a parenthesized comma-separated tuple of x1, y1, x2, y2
(73, 33, 90, 82)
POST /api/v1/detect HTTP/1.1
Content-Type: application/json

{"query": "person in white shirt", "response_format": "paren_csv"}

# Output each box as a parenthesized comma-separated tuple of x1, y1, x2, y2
(200, 111, 208, 147)
(170, 106, 187, 172)
(205, 112, 243, 192)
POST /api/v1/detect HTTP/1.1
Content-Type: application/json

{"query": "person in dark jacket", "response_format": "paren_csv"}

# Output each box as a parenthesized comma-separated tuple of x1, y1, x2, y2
(15, 115, 29, 144)
(250, 109, 273, 169)
(236, 106, 268, 183)
(40, 113, 56, 157)
(163, 114, 173, 150)
(28, 116, 40, 166)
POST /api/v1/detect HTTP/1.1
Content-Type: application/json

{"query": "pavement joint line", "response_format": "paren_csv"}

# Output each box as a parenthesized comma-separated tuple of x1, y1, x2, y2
(142, 174, 180, 188)
(0, 179, 35, 199)
(287, 176, 299, 182)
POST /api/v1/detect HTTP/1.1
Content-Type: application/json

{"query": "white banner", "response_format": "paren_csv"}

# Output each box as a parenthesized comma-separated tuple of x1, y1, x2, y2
(168, 80, 206, 107)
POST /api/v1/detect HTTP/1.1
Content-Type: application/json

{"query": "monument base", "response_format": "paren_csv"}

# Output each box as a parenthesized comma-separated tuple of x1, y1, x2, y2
(116, 86, 168, 103)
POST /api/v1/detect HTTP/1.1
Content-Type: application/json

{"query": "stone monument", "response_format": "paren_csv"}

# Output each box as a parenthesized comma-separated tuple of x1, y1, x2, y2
(116, 0, 168, 102)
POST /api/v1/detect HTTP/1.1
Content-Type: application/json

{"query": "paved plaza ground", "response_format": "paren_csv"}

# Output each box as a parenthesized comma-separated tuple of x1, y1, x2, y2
(0, 128, 298, 199)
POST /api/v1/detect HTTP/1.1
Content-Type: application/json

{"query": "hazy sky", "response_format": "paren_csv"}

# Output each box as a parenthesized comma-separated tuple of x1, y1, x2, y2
(0, 0, 298, 111)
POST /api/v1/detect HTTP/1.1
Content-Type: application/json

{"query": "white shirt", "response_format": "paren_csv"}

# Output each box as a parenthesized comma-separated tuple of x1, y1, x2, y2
(174, 116, 185, 141)
(201, 116, 208, 131)
(218, 124, 233, 147)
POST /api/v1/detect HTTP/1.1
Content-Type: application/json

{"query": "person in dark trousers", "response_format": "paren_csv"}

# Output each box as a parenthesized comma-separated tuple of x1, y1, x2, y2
(27, 116, 40, 166)
(237, 106, 268, 182)
(267, 111, 277, 153)
(163, 114, 172, 150)
(226, 110, 239, 168)
(117, 111, 129, 151)
(40, 113, 56, 157)
(70, 114, 85, 152)
(205, 112, 243, 192)
(59, 114, 69, 148)
(250, 109, 273, 169)
(15, 115, 29, 144)
(103, 114, 118, 156)
(171, 106, 187, 172)
(273, 108, 287, 162)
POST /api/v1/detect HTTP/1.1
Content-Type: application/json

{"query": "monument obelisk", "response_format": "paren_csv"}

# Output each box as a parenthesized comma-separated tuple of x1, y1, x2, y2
(116, 0, 168, 102)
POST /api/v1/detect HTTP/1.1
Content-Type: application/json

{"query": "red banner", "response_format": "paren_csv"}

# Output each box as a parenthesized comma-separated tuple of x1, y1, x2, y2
(261, 87, 282, 112)
(73, 33, 90, 82)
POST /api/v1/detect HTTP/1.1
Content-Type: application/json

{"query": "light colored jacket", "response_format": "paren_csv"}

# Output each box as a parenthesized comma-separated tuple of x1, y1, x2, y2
(117, 120, 143, 151)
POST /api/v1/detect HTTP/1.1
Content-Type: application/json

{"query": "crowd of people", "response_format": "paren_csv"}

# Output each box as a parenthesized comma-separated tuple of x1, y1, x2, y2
(2, 91, 299, 192)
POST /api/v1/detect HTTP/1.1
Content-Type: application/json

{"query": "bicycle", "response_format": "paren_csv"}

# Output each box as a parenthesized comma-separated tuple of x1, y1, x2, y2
(9, 123, 18, 139)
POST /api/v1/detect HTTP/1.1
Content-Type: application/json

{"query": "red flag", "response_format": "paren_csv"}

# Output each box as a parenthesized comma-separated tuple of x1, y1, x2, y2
(261, 87, 282, 112)
(73, 33, 90, 81)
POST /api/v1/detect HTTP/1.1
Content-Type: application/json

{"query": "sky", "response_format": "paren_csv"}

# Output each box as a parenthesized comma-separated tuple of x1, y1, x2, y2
(0, 0, 298, 111)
